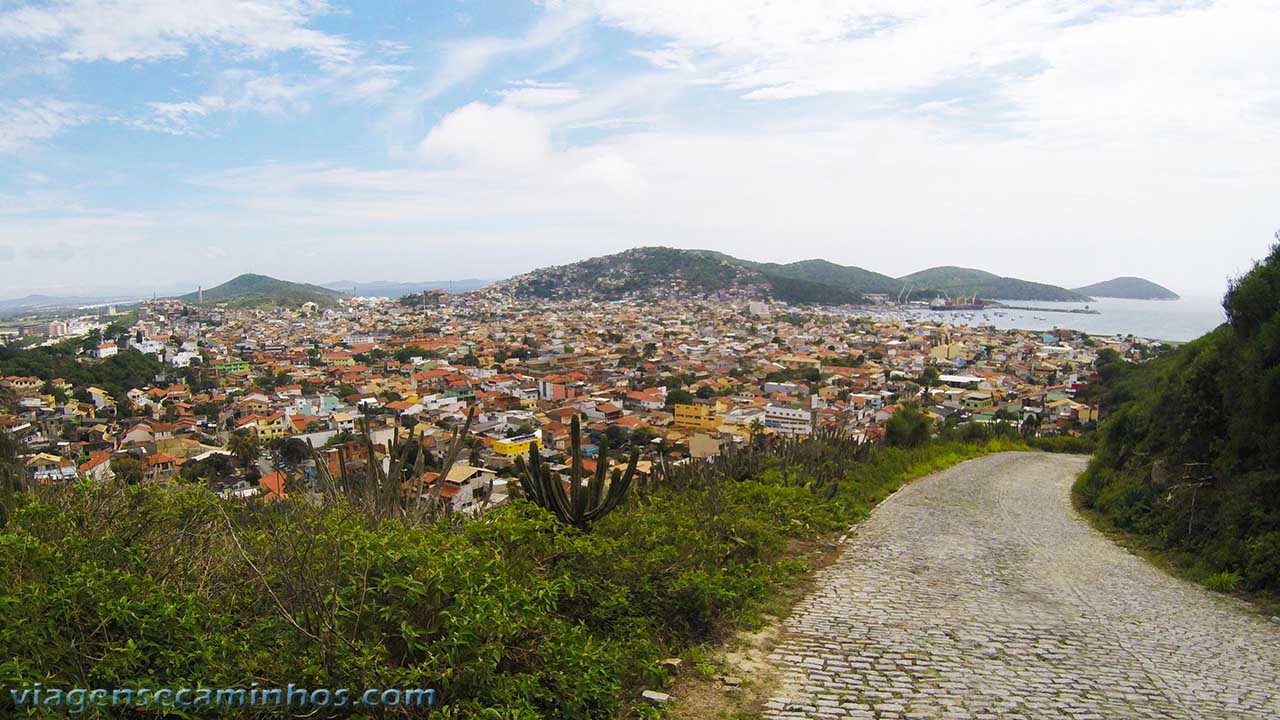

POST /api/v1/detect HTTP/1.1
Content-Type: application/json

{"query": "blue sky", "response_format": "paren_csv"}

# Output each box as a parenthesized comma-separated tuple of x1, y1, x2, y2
(1, 0, 1278, 298)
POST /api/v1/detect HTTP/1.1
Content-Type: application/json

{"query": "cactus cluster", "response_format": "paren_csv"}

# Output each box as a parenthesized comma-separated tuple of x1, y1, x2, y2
(514, 415, 638, 530)
(306, 409, 476, 525)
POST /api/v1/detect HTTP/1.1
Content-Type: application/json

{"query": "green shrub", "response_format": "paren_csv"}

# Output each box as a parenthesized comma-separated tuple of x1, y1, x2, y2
(0, 434, 1019, 718)
(885, 405, 931, 448)
(1203, 571, 1240, 593)
(1075, 237, 1280, 596)
(1027, 434, 1097, 454)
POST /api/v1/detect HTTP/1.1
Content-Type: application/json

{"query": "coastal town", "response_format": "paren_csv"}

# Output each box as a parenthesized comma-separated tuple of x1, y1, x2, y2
(0, 284, 1138, 510)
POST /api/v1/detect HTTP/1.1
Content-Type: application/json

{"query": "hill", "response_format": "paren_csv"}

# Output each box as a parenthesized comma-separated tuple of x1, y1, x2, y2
(748, 258, 900, 295)
(178, 274, 345, 308)
(503, 248, 1107, 305)
(503, 247, 869, 305)
(898, 266, 1088, 302)
(1073, 276, 1179, 300)
(324, 279, 491, 297)
(1077, 237, 1280, 596)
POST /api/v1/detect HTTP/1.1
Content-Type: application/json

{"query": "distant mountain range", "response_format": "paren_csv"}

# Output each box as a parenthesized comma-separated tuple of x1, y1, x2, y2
(176, 274, 346, 308)
(322, 279, 492, 297)
(498, 247, 1161, 305)
(0, 294, 142, 314)
(12, 255, 1177, 314)
(1072, 276, 1180, 300)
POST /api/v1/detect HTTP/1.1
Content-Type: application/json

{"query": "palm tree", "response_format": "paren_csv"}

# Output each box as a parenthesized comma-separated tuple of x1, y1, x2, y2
(227, 429, 260, 467)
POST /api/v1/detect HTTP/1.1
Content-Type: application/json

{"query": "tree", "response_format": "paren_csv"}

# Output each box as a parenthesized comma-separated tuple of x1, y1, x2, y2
(665, 389, 695, 407)
(193, 402, 220, 418)
(629, 426, 658, 449)
(917, 366, 941, 399)
(276, 437, 310, 468)
(110, 457, 145, 485)
(604, 424, 628, 449)
(885, 406, 931, 448)
(41, 380, 68, 405)
(227, 430, 260, 467)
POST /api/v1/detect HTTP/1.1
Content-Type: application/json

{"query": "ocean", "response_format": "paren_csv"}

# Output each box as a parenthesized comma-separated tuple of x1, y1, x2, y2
(886, 295, 1227, 343)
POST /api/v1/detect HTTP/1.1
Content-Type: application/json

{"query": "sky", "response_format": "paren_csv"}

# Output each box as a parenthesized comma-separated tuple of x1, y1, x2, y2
(1, 0, 1278, 300)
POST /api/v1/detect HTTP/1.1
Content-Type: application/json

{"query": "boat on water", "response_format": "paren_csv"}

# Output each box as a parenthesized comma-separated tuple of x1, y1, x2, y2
(928, 294, 985, 311)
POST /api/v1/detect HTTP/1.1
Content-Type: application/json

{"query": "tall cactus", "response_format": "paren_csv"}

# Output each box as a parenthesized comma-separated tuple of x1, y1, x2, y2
(515, 415, 638, 530)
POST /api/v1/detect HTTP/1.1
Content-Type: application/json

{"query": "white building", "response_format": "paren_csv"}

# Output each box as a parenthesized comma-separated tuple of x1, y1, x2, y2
(764, 404, 813, 436)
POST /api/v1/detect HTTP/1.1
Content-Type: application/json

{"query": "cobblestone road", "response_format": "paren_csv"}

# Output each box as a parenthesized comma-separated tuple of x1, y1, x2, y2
(763, 452, 1280, 720)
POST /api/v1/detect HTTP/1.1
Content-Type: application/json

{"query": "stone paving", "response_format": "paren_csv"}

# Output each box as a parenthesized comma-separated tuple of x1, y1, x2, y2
(763, 452, 1280, 720)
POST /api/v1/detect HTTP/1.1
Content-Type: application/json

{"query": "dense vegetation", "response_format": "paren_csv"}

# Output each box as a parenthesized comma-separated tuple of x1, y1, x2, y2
(761, 272, 863, 305)
(0, 341, 164, 402)
(0, 432, 1024, 718)
(745, 258, 899, 296)
(1076, 239, 1280, 595)
(511, 248, 765, 301)
(897, 266, 1087, 301)
(177, 273, 345, 308)
(1072, 276, 1179, 300)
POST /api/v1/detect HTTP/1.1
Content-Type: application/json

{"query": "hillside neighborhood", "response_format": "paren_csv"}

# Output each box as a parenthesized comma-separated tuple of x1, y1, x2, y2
(0, 284, 1145, 508)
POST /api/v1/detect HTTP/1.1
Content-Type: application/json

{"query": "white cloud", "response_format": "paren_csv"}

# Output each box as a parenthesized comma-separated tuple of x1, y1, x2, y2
(0, 1, 410, 140)
(130, 60, 408, 134)
(498, 82, 582, 108)
(1001, 1, 1280, 153)
(0, 98, 89, 152)
(418, 102, 552, 169)
(417, 9, 588, 100)
(569, 153, 646, 195)
(0, 0, 355, 64)
(567, 0, 1057, 97)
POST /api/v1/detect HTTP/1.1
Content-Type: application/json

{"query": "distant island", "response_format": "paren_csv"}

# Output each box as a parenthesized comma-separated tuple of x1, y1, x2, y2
(898, 266, 1088, 302)
(1072, 276, 1179, 300)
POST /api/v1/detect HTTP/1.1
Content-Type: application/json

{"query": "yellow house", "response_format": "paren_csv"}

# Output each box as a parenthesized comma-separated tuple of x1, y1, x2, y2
(929, 343, 966, 361)
(673, 403, 720, 433)
(238, 412, 289, 440)
(492, 433, 541, 458)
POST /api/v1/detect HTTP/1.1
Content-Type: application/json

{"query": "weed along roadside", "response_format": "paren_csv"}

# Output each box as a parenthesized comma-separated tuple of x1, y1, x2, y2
(0, 415, 1043, 718)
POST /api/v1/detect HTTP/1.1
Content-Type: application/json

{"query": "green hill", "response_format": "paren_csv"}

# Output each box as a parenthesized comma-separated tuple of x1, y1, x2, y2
(898, 266, 1088, 301)
(505, 248, 884, 305)
(178, 274, 345, 308)
(750, 258, 900, 295)
(1077, 238, 1280, 595)
(1073, 276, 1179, 300)
(505, 248, 1100, 305)
(506, 247, 767, 301)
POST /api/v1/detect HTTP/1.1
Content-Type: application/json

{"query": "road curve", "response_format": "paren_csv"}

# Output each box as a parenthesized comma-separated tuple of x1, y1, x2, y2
(763, 452, 1280, 719)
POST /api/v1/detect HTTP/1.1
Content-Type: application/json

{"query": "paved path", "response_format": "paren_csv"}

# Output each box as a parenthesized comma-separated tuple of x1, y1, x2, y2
(763, 452, 1280, 720)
